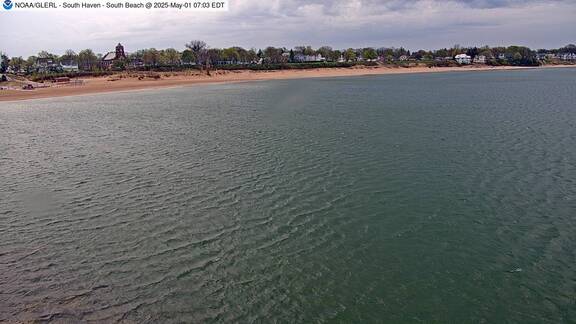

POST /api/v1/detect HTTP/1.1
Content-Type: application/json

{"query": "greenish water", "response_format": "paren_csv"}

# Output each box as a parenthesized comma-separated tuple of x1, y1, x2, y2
(1, 68, 575, 323)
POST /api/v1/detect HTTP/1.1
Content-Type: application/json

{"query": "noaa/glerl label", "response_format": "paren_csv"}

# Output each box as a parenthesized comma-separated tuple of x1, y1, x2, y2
(1, 0, 228, 10)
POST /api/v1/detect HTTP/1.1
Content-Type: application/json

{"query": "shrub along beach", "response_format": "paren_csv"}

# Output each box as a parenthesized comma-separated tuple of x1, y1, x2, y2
(1, 41, 575, 101)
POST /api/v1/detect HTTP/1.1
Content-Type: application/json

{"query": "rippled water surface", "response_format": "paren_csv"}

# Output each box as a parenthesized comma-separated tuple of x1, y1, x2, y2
(1, 69, 576, 323)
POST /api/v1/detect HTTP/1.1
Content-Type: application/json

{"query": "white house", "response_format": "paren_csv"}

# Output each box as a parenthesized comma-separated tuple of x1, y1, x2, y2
(473, 55, 487, 64)
(545, 53, 557, 59)
(294, 53, 325, 63)
(6, 66, 23, 74)
(455, 54, 472, 64)
(60, 63, 79, 72)
(36, 58, 56, 72)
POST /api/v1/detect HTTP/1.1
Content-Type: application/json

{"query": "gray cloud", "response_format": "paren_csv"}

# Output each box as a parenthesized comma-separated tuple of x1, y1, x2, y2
(1, 0, 574, 57)
(456, 0, 568, 8)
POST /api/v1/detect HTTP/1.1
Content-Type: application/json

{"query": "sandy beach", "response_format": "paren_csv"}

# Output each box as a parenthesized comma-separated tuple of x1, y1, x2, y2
(1, 65, 574, 102)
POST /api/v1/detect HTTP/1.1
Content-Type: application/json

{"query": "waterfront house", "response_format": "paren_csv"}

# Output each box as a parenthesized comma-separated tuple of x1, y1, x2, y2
(294, 53, 326, 63)
(35, 58, 59, 73)
(6, 66, 25, 74)
(473, 55, 487, 64)
(60, 61, 79, 72)
(455, 54, 472, 64)
(129, 58, 145, 69)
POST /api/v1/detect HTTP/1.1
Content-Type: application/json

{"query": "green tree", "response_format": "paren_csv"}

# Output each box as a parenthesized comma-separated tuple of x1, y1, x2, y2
(344, 48, 357, 62)
(221, 47, 240, 63)
(330, 50, 342, 62)
(24, 56, 37, 73)
(234, 47, 251, 64)
(449, 44, 462, 57)
(479, 49, 494, 58)
(0, 52, 9, 73)
(9, 56, 25, 72)
(433, 48, 449, 59)
(393, 47, 409, 59)
(78, 49, 98, 71)
(163, 48, 181, 65)
(112, 60, 126, 71)
(559, 44, 576, 54)
(295, 46, 315, 56)
(363, 48, 377, 61)
(37, 51, 58, 60)
(317, 46, 333, 61)
(205, 48, 222, 66)
(143, 48, 160, 66)
(246, 49, 258, 63)
(181, 49, 195, 64)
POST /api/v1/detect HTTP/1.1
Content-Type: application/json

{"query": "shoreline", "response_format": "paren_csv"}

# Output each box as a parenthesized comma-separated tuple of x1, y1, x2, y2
(1, 65, 574, 102)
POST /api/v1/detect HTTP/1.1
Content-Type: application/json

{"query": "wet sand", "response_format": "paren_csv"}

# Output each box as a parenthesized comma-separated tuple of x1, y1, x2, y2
(1, 65, 574, 102)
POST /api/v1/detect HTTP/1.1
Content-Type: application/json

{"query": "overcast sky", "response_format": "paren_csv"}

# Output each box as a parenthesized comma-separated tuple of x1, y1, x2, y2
(1, 0, 575, 57)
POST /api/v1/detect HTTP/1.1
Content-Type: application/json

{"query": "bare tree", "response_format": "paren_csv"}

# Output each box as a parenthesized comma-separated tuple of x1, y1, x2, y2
(61, 49, 78, 64)
(185, 40, 207, 66)
(186, 40, 206, 52)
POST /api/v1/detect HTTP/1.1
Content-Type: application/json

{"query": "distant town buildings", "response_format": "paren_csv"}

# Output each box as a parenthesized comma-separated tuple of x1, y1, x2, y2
(33, 58, 80, 73)
(5, 43, 574, 76)
(535, 52, 576, 61)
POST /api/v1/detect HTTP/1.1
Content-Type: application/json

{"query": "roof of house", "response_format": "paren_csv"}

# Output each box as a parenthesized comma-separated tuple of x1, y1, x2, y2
(37, 57, 54, 64)
(102, 52, 117, 61)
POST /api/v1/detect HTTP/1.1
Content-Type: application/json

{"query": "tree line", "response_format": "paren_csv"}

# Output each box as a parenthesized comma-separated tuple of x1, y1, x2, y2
(2, 42, 575, 74)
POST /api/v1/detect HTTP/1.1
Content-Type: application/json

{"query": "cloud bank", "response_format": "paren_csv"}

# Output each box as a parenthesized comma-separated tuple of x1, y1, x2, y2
(1, 0, 574, 56)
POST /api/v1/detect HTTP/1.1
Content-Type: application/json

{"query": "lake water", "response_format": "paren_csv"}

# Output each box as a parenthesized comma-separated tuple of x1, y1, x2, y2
(1, 68, 575, 323)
